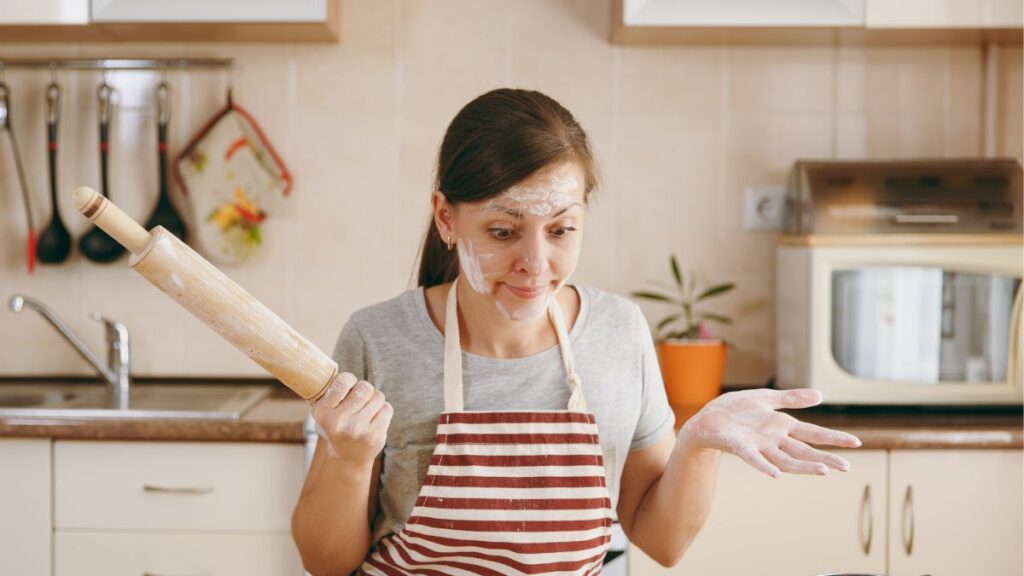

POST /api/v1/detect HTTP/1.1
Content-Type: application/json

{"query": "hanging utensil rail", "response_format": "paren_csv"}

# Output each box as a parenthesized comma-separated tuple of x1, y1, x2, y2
(0, 58, 233, 71)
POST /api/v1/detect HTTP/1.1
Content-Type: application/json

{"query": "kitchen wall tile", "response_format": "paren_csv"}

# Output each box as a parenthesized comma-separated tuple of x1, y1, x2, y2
(728, 46, 833, 114)
(999, 47, 1023, 163)
(836, 113, 947, 158)
(836, 46, 950, 114)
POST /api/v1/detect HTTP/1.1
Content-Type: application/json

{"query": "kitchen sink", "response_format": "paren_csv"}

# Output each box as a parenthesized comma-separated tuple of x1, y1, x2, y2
(0, 382, 272, 421)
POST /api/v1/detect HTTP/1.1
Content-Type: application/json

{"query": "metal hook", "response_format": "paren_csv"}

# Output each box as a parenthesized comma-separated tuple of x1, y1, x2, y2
(49, 60, 57, 83)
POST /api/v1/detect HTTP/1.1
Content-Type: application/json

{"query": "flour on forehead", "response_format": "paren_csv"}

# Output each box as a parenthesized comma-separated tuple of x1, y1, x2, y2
(486, 174, 579, 217)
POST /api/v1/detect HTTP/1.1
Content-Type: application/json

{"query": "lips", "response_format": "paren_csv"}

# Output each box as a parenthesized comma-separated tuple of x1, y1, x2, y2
(505, 284, 547, 299)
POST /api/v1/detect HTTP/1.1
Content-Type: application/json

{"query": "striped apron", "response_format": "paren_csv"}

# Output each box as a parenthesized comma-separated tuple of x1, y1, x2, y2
(359, 279, 613, 575)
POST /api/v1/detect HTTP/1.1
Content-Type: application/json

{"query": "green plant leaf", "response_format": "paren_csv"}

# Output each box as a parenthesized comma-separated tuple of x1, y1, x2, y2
(696, 282, 736, 302)
(698, 312, 733, 324)
(655, 314, 680, 332)
(670, 254, 683, 290)
(630, 290, 679, 305)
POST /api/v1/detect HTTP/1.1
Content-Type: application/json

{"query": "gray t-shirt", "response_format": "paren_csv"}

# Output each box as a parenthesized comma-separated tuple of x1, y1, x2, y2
(325, 285, 674, 545)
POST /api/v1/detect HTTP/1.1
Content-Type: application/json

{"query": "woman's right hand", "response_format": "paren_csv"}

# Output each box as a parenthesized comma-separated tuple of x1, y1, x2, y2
(310, 372, 393, 465)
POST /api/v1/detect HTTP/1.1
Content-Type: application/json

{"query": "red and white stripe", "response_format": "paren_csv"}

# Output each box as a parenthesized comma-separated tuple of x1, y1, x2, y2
(360, 411, 613, 576)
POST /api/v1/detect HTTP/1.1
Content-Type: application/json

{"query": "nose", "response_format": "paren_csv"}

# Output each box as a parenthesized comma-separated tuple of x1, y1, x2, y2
(515, 233, 548, 277)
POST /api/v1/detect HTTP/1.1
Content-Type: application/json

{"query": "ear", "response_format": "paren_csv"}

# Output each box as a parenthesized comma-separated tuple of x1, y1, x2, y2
(431, 190, 456, 243)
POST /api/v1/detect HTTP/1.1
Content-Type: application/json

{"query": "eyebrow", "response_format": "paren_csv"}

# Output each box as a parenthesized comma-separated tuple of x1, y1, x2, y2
(487, 202, 583, 219)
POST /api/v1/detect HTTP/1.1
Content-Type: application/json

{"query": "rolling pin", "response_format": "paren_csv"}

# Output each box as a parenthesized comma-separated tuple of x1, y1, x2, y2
(73, 186, 336, 402)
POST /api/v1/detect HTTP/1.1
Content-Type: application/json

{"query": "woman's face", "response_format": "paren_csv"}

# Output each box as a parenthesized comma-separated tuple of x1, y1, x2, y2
(437, 161, 587, 322)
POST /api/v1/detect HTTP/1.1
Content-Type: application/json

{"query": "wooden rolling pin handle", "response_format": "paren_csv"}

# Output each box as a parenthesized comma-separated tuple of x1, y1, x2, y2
(73, 186, 152, 255)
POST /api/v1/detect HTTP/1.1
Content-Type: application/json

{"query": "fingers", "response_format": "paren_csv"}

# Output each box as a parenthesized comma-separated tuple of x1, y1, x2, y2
(763, 445, 829, 475)
(370, 399, 394, 429)
(791, 421, 862, 448)
(337, 380, 377, 419)
(780, 437, 852, 472)
(736, 446, 782, 479)
(312, 372, 358, 410)
(766, 389, 823, 410)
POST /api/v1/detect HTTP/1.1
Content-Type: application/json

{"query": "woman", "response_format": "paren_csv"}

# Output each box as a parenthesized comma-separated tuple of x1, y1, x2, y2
(291, 88, 862, 576)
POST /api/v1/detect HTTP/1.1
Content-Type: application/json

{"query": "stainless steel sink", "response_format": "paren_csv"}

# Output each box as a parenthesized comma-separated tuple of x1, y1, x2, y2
(0, 382, 273, 421)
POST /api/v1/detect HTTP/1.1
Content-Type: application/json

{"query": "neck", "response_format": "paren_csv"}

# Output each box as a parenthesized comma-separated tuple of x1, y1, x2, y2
(455, 277, 555, 359)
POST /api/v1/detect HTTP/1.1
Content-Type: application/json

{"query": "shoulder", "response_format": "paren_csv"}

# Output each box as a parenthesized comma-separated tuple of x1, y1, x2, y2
(575, 285, 646, 333)
(345, 288, 425, 335)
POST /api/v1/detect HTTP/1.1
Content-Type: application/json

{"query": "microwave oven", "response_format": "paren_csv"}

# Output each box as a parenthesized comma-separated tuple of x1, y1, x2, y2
(775, 159, 1023, 406)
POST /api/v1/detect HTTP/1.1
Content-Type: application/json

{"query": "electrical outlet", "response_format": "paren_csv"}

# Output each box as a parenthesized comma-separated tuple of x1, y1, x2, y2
(743, 186, 786, 231)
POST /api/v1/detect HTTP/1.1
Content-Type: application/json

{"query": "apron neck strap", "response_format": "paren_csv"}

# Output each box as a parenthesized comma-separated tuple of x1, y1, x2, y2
(442, 278, 587, 413)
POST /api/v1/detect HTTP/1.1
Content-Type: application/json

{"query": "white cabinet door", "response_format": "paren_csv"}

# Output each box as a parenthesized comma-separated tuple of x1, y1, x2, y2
(55, 440, 305, 531)
(620, 0, 865, 27)
(888, 449, 1024, 576)
(0, 438, 51, 576)
(629, 450, 887, 576)
(90, 0, 328, 22)
(55, 531, 302, 576)
(866, 0, 1023, 28)
(0, 0, 88, 24)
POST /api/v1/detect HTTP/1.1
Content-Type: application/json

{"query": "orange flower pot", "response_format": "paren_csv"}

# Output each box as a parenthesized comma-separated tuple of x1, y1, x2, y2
(657, 340, 727, 426)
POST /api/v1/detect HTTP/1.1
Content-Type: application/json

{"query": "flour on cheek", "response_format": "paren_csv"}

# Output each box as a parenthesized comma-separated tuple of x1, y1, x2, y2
(456, 239, 494, 294)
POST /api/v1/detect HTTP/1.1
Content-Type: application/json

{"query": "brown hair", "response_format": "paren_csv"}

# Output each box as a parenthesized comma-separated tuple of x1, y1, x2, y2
(416, 88, 599, 288)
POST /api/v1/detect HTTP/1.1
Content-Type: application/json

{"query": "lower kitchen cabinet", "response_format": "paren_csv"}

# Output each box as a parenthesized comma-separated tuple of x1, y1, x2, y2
(52, 440, 306, 574)
(0, 438, 51, 576)
(629, 449, 1024, 576)
(888, 450, 1023, 576)
(628, 449, 887, 576)
(55, 531, 302, 576)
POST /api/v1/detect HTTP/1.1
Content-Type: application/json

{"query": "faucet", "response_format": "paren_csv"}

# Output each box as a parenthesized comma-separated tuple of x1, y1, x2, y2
(8, 294, 132, 409)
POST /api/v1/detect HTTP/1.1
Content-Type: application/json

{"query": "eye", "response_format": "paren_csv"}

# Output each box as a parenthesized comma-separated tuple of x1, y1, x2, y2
(488, 228, 515, 240)
(551, 226, 577, 239)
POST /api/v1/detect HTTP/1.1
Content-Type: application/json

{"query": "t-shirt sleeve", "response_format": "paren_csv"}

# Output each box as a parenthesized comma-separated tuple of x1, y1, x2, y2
(629, 303, 675, 452)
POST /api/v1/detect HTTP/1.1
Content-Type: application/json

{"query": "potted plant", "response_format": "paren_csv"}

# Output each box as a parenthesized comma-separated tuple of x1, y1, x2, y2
(631, 254, 735, 422)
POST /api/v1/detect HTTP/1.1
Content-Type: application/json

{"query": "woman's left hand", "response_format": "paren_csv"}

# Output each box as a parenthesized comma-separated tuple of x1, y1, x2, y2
(679, 388, 862, 478)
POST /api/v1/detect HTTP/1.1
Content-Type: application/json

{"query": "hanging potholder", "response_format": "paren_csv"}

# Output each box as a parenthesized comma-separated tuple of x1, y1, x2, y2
(173, 95, 291, 265)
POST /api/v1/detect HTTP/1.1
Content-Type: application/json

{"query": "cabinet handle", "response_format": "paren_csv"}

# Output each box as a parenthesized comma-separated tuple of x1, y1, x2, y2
(142, 484, 214, 495)
(901, 484, 915, 556)
(859, 484, 873, 556)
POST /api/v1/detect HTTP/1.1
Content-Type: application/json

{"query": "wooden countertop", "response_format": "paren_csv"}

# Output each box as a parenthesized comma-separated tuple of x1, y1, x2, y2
(0, 380, 1020, 448)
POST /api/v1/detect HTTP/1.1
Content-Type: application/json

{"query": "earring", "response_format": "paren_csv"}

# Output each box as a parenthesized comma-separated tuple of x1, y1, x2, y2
(446, 235, 454, 251)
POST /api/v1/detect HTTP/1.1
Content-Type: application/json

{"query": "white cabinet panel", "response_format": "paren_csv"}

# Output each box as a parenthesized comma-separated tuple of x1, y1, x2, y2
(0, 0, 88, 24)
(91, 0, 328, 23)
(0, 438, 51, 576)
(55, 531, 302, 576)
(54, 440, 304, 531)
(621, 0, 866, 27)
(888, 449, 1024, 576)
(866, 0, 1023, 28)
(629, 449, 887, 575)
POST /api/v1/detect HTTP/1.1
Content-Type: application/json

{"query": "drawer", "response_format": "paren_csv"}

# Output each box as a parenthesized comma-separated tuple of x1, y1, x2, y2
(55, 530, 302, 576)
(55, 440, 304, 531)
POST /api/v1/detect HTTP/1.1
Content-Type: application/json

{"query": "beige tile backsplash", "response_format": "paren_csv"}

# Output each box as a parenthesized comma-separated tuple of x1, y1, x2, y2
(0, 0, 1021, 386)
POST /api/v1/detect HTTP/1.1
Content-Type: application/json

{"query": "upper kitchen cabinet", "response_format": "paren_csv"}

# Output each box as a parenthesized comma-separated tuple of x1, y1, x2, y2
(0, 0, 88, 24)
(866, 0, 1023, 29)
(611, 0, 1023, 45)
(0, 0, 339, 42)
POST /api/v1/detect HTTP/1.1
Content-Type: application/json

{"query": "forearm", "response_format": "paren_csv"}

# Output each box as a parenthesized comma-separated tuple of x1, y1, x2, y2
(292, 456, 374, 576)
(628, 432, 722, 567)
